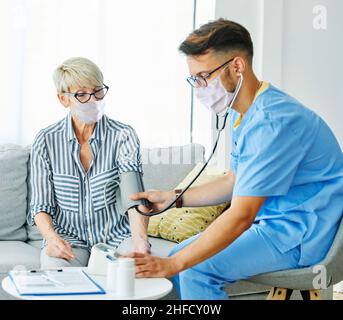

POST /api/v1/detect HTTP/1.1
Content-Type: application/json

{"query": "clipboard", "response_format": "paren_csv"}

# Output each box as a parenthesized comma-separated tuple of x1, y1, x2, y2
(9, 269, 106, 296)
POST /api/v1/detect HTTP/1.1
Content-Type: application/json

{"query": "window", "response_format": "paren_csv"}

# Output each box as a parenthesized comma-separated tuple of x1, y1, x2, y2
(0, 0, 215, 152)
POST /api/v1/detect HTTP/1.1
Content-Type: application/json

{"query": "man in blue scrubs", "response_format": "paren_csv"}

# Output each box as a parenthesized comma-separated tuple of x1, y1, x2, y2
(129, 19, 343, 299)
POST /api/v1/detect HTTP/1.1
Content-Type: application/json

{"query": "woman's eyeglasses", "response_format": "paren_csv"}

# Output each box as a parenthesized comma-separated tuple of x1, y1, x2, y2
(64, 84, 109, 104)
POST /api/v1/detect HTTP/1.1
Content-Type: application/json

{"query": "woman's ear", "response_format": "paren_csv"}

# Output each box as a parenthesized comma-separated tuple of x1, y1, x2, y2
(57, 93, 70, 108)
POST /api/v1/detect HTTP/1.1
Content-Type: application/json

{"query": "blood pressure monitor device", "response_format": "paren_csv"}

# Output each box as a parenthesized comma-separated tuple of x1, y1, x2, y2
(87, 243, 117, 276)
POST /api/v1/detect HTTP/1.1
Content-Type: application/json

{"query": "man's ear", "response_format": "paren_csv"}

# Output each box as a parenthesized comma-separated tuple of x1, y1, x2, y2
(57, 93, 70, 108)
(232, 57, 246, 76)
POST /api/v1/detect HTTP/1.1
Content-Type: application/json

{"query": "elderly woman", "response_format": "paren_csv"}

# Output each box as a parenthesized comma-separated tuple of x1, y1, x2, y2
(30, 57, 150, 269)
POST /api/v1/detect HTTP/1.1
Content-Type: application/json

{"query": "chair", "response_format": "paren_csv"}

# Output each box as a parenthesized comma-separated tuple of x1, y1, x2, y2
(248, 217, 343, 300)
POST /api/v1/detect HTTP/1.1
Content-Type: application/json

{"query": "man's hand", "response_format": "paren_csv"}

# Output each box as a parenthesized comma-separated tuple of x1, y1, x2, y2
(45, 233, 76, 261)
(127, 253, 180, 278)
(130, 190, 175, 214)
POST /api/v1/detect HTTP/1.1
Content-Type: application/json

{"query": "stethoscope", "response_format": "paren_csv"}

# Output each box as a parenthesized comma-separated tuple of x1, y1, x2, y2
(135, 74, 244, 217)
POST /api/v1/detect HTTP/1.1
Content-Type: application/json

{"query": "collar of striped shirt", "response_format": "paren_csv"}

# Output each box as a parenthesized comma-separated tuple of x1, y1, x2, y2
(65, 112, 108, 143)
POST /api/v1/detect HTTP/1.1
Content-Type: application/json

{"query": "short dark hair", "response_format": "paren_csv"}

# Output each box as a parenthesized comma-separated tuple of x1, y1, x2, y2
(179, 18, 254, 64)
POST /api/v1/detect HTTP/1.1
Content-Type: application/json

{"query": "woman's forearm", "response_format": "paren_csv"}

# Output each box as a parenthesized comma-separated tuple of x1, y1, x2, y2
(34, 212, 56, 240)
(128, 208, 149, 241)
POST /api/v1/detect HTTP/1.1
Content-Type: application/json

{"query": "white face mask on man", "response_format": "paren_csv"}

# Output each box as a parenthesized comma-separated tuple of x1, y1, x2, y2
(70, 100, 105, 124)
(195, 73, 243, 114)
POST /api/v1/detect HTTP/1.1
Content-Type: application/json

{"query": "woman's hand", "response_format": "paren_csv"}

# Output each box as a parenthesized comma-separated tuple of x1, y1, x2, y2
(132, 239, 151, 255)
(129, 190, 175, 214)
(45, 233, 76, 261)
(127, 253, 181, 278)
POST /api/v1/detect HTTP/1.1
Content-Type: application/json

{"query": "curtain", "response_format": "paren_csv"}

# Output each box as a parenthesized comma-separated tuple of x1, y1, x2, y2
(0, 0, 214, 149)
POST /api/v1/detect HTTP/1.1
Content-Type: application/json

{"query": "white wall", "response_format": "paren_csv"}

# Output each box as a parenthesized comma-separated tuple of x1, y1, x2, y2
(281, 0, 343, 147)
(214, 0, 343, 169)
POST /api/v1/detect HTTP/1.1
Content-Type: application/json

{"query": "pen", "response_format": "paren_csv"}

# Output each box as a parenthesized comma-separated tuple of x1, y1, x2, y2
(30, 269, 63, 273)
(41, 274, 65, 287)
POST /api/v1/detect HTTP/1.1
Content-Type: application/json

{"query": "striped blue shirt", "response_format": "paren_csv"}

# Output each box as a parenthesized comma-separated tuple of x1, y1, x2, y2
(29, 112, 143, 249)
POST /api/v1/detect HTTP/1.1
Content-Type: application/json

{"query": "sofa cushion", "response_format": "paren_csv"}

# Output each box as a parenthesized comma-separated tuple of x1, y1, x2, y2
(27, 240, 42, 250)
(0, 241, 40, 273)
(148, 237, 177, 257)
(25, 150, 43, 241)
(0, 144, 30, 241)
(26, 224, 42, 241)
(142, 144, 205, 191)
(148, 164, 230, 243)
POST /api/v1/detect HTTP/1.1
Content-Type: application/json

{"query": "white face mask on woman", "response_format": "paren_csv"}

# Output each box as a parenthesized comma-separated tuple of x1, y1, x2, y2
(71, 100, 105, 124)
(195, 73, 243, 114)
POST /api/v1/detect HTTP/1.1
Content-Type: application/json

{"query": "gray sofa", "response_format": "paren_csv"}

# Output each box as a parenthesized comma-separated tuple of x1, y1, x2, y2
(0, 144, 332, 300)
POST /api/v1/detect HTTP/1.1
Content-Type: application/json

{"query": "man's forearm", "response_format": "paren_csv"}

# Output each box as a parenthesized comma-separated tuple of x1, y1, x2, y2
(128, 208, 149, 241)
(170, 210, 250, 271)
(169, 197, 265, 272)
(34, 212, 56, 240)
(181, 171, 235, 207)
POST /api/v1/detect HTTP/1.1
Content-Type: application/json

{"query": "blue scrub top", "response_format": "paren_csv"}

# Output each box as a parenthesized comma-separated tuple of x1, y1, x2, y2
(230, 85, 343, 266)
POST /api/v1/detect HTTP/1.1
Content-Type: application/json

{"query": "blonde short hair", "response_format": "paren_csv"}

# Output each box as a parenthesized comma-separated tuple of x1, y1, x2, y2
(53, 57, 104, 93)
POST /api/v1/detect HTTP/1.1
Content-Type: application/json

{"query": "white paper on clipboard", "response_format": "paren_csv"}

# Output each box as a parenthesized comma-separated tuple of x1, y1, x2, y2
(9, 269, 105, 296)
